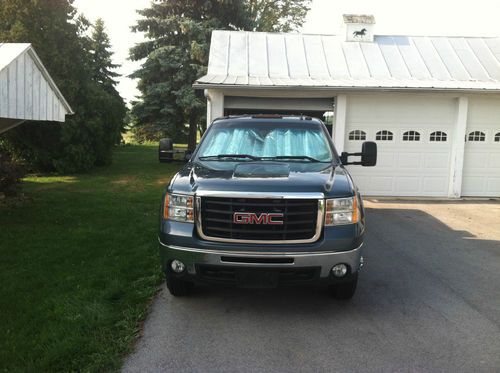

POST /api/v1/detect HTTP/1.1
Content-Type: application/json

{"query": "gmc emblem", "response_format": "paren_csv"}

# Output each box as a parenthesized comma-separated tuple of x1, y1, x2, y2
(233, 212, 284, 225)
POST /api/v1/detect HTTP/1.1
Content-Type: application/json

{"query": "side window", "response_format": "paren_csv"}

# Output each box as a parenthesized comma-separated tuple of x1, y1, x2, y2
(495, 132, 500, 142)
(375, 130, 393, 141)
(430, 131, 447, 142)
(348, 130, 366, 140)
(468, 131, 485, 142)
(402, 131, 420, 141)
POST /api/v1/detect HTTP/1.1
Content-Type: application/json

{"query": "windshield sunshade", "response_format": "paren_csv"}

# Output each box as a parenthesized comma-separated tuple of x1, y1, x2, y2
(197, 126, 332, 162)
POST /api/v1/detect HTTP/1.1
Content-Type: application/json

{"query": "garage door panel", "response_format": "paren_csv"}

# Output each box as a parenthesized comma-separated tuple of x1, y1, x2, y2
(489, 153, 500, 168)
(423, 152, 451, 169)
(487, 178, 500, 193)
(462, 177, 485, 195)
(346, 174, 395, 195)
(396, 177, 421, 193)
(464, 152, 487, 169)
(462, 98, 500, 196)
(376, 152, 396, 167)
(465, 151, 500, 170)
(346, 137, 452, 196)
(397, 153, 421, 168)
(423, 177, 448, 193)
(367, 176, 394, 194)
(350, 175, 370, 190)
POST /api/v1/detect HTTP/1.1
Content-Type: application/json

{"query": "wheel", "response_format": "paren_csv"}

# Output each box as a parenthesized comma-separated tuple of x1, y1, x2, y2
(329, 272, 358, 300)
(166, 276, 193, 297)
(159, 138, 173, 163)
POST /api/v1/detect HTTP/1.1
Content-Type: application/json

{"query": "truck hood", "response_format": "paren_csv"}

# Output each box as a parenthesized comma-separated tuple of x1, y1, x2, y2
(168, 161, 355, 198)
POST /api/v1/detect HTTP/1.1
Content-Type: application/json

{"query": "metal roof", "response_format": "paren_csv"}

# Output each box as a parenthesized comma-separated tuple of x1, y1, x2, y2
(195, 30, 500, 91)
(0, 43, 73, 123)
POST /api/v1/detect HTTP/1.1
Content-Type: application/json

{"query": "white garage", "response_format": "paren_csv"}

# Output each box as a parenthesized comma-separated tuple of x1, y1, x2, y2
(195, 15, 500, 198)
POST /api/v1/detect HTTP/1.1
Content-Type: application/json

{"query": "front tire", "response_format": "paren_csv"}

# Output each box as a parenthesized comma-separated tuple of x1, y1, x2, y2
(329, 272, 358, 300)
(166, 276, 193, 297)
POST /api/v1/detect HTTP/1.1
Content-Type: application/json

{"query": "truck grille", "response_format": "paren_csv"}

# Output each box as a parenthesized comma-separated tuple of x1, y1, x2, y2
(198, 197, 320, 242)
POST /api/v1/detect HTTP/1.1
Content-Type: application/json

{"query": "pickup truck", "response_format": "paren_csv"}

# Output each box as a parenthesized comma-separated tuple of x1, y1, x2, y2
(159, 115, 376, 299)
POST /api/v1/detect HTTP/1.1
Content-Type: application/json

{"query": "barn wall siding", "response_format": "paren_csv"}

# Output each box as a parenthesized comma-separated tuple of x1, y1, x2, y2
(0, 51, 67, 123)
(0, 68, 8, 118)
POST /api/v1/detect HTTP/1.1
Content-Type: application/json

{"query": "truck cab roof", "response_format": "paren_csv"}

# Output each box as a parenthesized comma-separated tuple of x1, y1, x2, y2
(212, 114, 322, 124)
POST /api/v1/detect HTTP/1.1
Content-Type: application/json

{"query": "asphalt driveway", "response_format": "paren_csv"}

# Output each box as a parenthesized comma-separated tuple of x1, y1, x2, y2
(123, 200, 500, 372)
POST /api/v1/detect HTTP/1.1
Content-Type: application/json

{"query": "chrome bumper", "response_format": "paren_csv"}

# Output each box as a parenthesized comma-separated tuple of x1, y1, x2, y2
(159, 239, 363, 278)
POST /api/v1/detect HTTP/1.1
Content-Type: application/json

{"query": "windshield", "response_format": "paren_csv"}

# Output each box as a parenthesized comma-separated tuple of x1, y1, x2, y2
(196, 121, 334, 163)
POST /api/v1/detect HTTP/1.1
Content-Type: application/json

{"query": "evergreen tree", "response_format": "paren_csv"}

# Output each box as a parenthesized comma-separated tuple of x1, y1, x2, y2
(89, 18, 127, 152)
(130, 0, 310, 149)
(90, 18, 120, 89)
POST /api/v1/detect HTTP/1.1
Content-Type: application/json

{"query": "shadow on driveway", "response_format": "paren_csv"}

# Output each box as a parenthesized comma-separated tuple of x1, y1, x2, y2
(123, 205, 500, 373)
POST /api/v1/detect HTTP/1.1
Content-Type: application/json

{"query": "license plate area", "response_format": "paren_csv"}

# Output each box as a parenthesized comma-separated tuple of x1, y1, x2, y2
(196, 265, 319, 287)
(236, 269, 279, 288)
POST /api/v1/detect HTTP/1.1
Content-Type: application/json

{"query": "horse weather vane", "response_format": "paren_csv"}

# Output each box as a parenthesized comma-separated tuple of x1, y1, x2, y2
(353, 28, 367, 37)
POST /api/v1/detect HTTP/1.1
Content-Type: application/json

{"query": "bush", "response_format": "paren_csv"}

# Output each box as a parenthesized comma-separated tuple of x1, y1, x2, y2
(3, 85, 126, 174)
(0, 149, 25, 197)
(130, 123, 170, 144)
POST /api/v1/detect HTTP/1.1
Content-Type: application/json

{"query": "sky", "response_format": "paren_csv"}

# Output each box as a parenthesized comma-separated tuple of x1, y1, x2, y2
(74, 0, 500, 104)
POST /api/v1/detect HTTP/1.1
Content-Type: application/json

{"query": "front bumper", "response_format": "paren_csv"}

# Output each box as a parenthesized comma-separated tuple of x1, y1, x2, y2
(159, 239, 363, 286)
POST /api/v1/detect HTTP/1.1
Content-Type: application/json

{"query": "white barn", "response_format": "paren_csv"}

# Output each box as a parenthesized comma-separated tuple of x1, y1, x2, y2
(0, 43, 73, 133)
(194, 16, 500, 198)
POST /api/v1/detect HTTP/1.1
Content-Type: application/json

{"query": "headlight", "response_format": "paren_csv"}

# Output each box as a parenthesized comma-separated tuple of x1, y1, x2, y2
(163, 193, 194, 222)
(324, 196, 359, 226)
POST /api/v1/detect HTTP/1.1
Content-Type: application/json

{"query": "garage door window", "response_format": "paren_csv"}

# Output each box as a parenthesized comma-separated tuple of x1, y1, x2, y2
(430, 131, 447, 142)
(348, 130, 366, 140)
(375, 130, 393, 141)
(402, 131, 420, 141)
(468, 131, 486, 142)
(495, 132, 500, 142)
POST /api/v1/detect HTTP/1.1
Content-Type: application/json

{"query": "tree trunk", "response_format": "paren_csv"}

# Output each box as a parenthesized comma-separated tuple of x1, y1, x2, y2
(187, 114, 197, 151)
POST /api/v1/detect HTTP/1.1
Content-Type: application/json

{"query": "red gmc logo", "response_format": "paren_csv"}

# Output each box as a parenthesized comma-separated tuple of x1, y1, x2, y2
(233, 212, 284, 225)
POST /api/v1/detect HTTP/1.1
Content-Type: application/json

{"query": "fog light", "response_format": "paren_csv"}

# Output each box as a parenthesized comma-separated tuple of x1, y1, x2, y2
(171, 259, 185, 273)
(359, 256, 364, 268)
(331, 264, 348, 278)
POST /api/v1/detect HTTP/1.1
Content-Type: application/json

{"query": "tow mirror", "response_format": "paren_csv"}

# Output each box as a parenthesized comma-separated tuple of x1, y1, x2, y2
(340, 141, 377, 167)
(159, 138, 193, 163)
(159, 138, 174, 163)
(184, 150, 193, 162)
(361, 141, 377, 166)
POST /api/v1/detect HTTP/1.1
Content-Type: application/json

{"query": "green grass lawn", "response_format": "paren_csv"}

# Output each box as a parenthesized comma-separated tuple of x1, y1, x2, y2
(0, 144, 180, 372)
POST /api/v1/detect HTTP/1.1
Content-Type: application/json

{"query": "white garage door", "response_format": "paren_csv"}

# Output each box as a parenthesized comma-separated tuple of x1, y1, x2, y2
(343, 94, 455, 196)
(462, 98, 500, 197)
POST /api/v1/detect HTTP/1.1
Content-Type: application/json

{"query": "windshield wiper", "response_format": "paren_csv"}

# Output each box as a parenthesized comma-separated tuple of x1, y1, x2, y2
(198, 154, 261, 161)
(263, 155, 322, 163)
(198, 154, 327, 162)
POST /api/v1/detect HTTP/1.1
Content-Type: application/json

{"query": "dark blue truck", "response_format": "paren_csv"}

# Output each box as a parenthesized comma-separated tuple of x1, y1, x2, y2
(158, 115, 376, 299)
